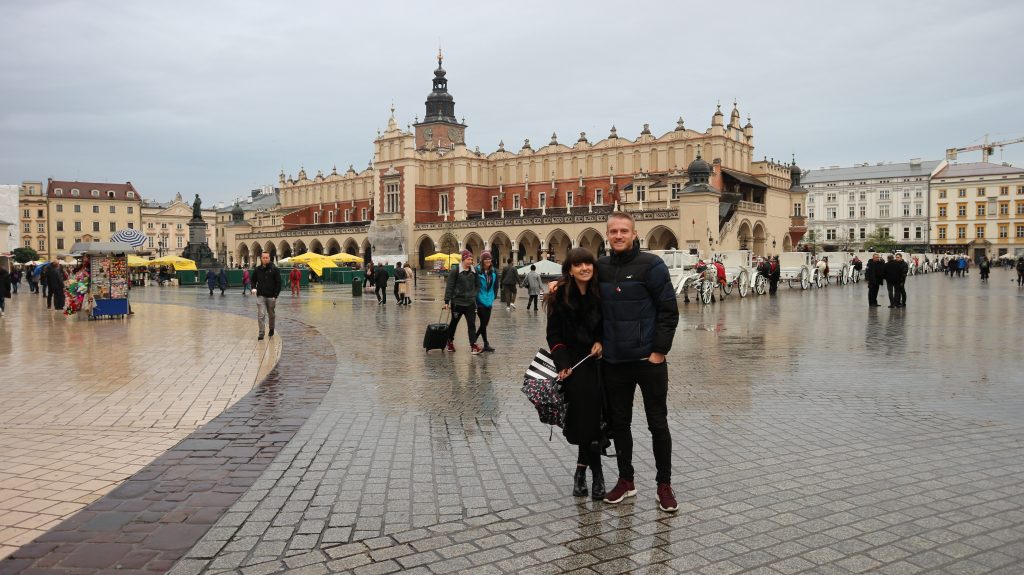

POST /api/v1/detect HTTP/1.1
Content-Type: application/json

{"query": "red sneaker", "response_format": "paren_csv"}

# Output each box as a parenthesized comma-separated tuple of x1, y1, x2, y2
(470, 343, 483, 355)
(603, 478, 636, 504)
(657, 483, 679, 512)
(445, 341, 456, 353)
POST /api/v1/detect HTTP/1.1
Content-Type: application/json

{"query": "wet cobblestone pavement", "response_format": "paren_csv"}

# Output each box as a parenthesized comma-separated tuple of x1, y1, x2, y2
(4, 269, 1024, 574)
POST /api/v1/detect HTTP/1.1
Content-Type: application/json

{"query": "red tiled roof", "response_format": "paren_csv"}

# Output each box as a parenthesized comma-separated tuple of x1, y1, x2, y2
(46, 180, 142, 201)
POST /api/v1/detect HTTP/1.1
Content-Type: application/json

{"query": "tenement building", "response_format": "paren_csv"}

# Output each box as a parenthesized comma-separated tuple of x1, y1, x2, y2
(929, 161, 1024, 259)
(801, 159, 941, 252)
(141, 193, 217, 257)
(228, 55, 808, 268)
(18, 181, 47, 259)
(46, 179, 142, 254)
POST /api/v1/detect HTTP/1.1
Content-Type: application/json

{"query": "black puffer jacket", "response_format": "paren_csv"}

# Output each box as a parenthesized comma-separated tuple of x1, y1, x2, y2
(251, 264, 282, 297)
(596, 244, 678, 363)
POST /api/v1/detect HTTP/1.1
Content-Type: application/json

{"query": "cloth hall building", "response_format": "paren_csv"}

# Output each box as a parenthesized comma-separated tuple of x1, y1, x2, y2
(225, 56, 808, 269)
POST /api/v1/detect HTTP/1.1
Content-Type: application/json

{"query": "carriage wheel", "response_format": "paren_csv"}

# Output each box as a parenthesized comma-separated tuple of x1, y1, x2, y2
(737, 272, 749, 297)
(720, 279, 732, 297)
(699, 280, 713, 304)
(800, 270, 810, 290)
(755, 274, 767, 295)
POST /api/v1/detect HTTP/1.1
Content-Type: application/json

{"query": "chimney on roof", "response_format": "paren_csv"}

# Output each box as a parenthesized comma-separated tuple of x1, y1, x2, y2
(909, 158, 922, 166)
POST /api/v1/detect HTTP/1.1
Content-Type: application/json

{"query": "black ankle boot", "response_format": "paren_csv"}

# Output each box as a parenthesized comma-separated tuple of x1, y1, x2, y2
(591, 468, 606, 501)
(573, 467, 588, 497)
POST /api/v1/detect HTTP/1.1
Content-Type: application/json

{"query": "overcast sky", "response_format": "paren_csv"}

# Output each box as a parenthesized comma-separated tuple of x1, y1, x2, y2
(2, 0, 1022, 205)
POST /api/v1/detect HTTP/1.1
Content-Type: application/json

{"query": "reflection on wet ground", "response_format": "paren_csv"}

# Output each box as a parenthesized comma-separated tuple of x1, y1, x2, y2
(9, 269, 1024, 574)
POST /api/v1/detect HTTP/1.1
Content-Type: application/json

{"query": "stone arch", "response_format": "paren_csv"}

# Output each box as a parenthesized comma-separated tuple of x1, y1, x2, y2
(516, 230, 541, 263)
(488, 231, 512, 266)
(646, 225, 679, 251)
(783, 234, 793, 253)
(343, 238, 359, 255)
(325, 238, 341, 255)
(237, 243, 250, 267)
(736, 220, 753, 251)
(361, 238, 372, 263)
(277, 240, 292, 259)
(267, 243, 277, 262)
(546, 228, 572, 262)
(438, 233, 458, 255)
(416, 234, 436, 269)
(292, 239, 307, 256)
(463, 232, 485, 257)
(251, 242, 263, 259)
(577, 227, 605, 257)
(752, 222, 767, 257)
(309, 238, 324, 255)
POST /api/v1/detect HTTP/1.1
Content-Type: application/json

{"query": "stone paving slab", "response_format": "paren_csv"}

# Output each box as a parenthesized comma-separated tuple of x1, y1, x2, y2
(0, 294, 280, 561)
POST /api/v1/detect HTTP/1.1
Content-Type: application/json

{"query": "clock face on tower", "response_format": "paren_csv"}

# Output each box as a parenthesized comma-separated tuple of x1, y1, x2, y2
(448, 127, 464, 144)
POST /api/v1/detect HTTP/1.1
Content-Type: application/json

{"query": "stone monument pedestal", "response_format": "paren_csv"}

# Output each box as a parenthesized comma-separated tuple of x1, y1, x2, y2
(181, 217, 218, 268)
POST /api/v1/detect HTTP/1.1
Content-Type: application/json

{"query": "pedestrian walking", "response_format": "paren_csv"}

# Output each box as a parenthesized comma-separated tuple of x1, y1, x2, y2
(474, 251, 498, 352)
(397, 262, 413, 305)
(392, 261, 404, 303)
(374, 262, 389, 305)
(251, 253, 281, 340)
(206, 268, 218, 295)
(596, 212, 680, 512)
(44, 259, 66, 311)
(0, 266, 11, 316)
(364, 262, 374, 291)
(546, 247, 605, 500)
(442, 250, 481, 354)
(524, 265, 543, 310)
(500, 258, 519, 310)
(289, 266, 301, 297)
(39, 264, 48, 298)
(26, 264, 38, 294)
(865, 253, 885, 307)
(979, 256, 990, 282)
(10, 267, 21, 295)
(242, 268, 251, 296)
(218, 268, 228, 295)
(1016, 257, 1024, 287)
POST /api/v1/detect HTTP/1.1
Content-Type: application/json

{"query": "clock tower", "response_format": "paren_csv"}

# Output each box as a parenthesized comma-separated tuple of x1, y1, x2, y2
(413, 50, 466, 151)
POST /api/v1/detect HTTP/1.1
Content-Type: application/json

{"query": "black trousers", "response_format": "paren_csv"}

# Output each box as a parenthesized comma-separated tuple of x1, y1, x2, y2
(475, 305, 492, 345)
(604, 360, 672, 484)
(47, 289, 65, 310)
(375, 283, 387, 303)
(894, 282, 907, 306)
(886, 282, 896, 305)
(768, 277, 779, 294)
(447, 304, 477, 344)
(393, 281, 400, 301)
(527, 294, 539, 309)
(868, 281, 881, 305)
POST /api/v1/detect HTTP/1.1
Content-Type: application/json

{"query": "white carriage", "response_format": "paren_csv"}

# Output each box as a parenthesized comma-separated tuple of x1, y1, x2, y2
(820, 253, 852, 286)
(649, 250, 702, 303)
(779, 252, 814, 290)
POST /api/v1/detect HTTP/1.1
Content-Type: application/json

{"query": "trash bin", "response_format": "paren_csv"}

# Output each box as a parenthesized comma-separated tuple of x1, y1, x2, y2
(352, 276, 362, 297)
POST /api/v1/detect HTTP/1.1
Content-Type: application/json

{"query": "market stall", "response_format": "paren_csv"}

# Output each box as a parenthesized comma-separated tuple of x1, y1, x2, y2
(70, 242, 135, 319)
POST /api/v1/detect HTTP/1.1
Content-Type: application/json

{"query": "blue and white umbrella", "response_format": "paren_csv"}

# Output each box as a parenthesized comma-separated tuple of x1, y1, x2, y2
(111, 228, 148, 247)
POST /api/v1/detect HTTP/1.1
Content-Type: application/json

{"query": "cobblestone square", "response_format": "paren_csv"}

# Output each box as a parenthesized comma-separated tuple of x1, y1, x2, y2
(2, 270, 1023, 574)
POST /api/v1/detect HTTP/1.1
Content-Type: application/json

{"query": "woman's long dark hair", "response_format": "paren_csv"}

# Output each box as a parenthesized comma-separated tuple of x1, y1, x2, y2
(545, 247, 599, 316)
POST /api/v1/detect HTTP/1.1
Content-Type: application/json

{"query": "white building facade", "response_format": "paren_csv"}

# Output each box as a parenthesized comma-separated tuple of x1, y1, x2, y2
(801, 160, 941, 251)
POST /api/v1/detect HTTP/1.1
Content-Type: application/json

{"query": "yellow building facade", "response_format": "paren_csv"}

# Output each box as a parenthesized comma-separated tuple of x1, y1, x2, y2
(141, 193, 216, 258)
(46, 180, 142, 254)
(930, 162, 1024, 259)
(18, 181, 48, 258)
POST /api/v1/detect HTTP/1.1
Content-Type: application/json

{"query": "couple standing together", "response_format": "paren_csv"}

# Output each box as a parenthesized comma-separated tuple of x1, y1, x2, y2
(547, 211, 680, 512)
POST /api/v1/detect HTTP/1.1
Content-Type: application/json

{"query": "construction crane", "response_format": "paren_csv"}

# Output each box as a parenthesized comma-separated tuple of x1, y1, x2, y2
(946, 134, 1024, 162)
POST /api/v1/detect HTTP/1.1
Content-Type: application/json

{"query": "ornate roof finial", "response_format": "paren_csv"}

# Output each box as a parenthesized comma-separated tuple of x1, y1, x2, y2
(497, 140, 505, 151)
(578, 131, 587, 143)
(676, 116, 685, 131)
(437, 45, 443, 66)
(550, 132, 558, 145)
(641, 123, 651, 135)
(609, 125, 618, 138)
(696, 144, 703, 160)
(389, 102, 395, 118)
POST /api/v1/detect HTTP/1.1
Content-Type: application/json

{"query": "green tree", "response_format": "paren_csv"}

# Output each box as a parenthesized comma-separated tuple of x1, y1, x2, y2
(863, 229, 897, 253)
(12, 246, 39, 263)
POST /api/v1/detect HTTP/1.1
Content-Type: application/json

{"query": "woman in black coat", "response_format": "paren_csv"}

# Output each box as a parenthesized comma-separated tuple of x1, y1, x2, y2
(546, 247, 605, 500)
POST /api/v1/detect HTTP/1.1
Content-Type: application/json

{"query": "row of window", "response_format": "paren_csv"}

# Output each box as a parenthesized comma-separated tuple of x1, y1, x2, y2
(146, 222, 185, 230)
(937, 225, 1024, 239)
(937, 186, 1023, 199)
(310, 208, 370, 224)
(146, 236, 185, 248)
(22, 209, 46, 219)
(52, 204, 134, 214)
(815, 177, 924, 189)
(52, 188, 135, 199)
(937, 203, 1024, 217)
(53, 221, 136, 232)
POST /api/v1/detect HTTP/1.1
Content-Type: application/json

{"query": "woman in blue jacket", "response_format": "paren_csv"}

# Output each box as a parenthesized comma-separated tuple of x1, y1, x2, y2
(474, 251, 499, 352)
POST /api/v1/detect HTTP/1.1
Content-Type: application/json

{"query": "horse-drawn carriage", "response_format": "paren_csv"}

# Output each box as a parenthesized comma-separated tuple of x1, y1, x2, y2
(779, 252, 814, 290)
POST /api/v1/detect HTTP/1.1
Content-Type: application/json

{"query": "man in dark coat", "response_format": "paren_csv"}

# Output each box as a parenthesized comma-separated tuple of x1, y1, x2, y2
(597, 212, 680, 513)
(251, 253, 282, 340)
(44, 259, 66, 310)
(218, 268, 228, 295)
(500, 258, 520, 310)
(890, 253, 909, 307)
(373, 263, 389, 305)
(864, 253, 885, 307)
(206, 268, 218, 295)
(768, 256, 781, 295)
(0, 266, 11, 316)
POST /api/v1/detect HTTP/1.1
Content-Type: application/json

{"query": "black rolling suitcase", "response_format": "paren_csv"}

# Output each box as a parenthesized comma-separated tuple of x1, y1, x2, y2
(423, 310, 450, 352)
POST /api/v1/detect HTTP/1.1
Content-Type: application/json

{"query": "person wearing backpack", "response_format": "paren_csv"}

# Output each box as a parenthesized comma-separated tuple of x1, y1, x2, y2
(546, 247, 604, 500)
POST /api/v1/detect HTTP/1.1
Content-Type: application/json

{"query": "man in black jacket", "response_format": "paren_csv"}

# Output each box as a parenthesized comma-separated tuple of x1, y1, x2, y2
(888, 253, 909, 307)
(883, 255, 898, 307)
(598, 212, 680, 512)
(864, 253, 885, 307)
(44, 259, 66, 310)
(251, 252, 282, 340)
(374, 263, 389, 305)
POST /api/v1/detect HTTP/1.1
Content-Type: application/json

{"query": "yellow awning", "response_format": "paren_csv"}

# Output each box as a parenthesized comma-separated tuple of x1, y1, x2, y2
(127, 255, 150, 267)
(423, 253, 461, 268)
(329, 252, 363, 264)
(145, 255, 198, 271)
(288, 252, 337, 276)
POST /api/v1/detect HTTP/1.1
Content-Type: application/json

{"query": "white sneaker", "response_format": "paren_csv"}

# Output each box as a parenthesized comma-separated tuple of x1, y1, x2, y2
(505, 305, 510, 311)
(511, 303, 516, 310)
